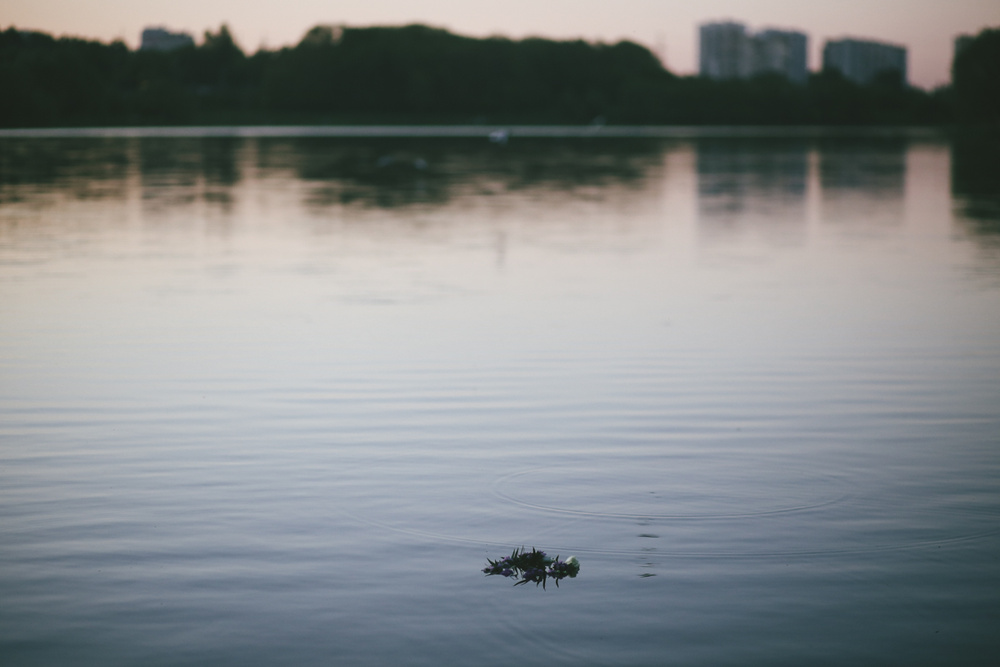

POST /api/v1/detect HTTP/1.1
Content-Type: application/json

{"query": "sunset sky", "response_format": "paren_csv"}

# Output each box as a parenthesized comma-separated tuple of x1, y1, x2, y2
(5, 0, 999, 89)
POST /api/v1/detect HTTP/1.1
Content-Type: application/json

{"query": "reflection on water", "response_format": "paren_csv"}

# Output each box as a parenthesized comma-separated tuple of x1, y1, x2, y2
(952, 132, 1000, 226)
(1, 132, 1000, 666)
(951, 133, 1000, 279)
(140, 138, 242, 211)
(696, 139, 808, 244)
(266, 137, 663, 210)
(0, 136, 665, 212)
(818, 138, 906, 228)
(0, 138, 131, 203)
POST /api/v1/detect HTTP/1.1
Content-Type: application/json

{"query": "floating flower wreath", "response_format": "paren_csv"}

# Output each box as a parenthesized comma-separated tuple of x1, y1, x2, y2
(482, 547, 580, 588)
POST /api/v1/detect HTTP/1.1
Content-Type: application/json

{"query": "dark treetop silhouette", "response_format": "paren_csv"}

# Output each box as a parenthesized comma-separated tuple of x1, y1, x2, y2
(2, 22, 994, 128)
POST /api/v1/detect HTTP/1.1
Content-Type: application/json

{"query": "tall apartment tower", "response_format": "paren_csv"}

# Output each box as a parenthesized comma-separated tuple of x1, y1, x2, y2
(700, 22, 808, 83)
(699, 22, 753, 80)
(823, 38, 907, 86)
(754, 30, 809, 84)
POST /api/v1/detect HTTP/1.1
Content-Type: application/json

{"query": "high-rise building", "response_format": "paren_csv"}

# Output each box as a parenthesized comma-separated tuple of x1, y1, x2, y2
(822, 38, 907, 86)
(699, 22, 808, 84)
(141, 27, 195, 52)
(700, 22, 753, 80)
(753, 30, 809, 84)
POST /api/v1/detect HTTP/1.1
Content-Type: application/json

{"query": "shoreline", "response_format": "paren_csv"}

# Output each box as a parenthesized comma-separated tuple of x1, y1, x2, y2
(0, 124, 953, 140)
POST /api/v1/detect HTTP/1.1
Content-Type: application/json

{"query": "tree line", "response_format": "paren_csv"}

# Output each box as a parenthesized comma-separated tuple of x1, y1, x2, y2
(1, 23, 997, 128)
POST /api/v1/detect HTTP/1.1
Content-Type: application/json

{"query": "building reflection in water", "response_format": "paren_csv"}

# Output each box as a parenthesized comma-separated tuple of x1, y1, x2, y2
(696, 138, 809, 245)
(818, 138, 906, 228)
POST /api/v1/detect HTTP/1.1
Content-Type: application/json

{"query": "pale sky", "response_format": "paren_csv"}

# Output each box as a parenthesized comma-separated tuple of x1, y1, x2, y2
(4, 0, 999, 89)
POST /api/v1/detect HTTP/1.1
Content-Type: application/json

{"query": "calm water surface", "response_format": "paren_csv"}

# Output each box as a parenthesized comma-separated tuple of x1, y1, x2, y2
(1, 130, 999, 666)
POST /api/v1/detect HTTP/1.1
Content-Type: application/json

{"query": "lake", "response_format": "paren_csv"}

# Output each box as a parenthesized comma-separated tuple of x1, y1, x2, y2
(1, 128, 999, 666)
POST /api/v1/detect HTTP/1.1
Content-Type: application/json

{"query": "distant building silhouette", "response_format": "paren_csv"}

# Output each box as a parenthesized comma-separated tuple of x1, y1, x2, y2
(700, 22, 753, 80)
(753, 30, 808, 84)
(700, 21, 808, 84)
(141, 27, 194, 52)
(822, 38, 907, 86)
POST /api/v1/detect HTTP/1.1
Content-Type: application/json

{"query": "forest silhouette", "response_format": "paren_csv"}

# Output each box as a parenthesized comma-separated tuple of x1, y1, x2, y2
(1, 23, 996, 128)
